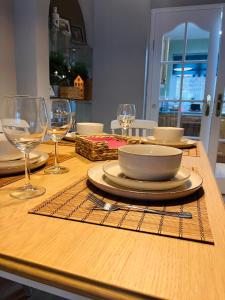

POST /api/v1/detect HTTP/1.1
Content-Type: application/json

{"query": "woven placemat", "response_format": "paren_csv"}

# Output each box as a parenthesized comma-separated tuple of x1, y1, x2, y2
(29, 170, 213, 244)
(0, 152, 75, 188)
(182, 145, 200, 157)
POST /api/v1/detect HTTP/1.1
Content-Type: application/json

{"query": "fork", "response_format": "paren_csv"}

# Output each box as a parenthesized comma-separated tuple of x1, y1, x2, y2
(87, 194, 192, 219)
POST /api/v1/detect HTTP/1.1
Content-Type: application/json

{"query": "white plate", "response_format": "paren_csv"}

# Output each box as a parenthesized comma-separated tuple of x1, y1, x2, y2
(0, 138, 23, 161)
(0, 151, 49, 175)
(0, 152, 23, 162)
(0, 152, 41, 168)
(88, 164, 203, 201)
(103, 161, 190, 191)
(142, 136, 197, 148)
(29, 152, 42, 162)
(63, 132, 77, 142)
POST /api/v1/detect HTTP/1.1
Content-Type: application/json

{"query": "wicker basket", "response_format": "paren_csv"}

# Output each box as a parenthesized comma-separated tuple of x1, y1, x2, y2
(75, 134, 140, 161)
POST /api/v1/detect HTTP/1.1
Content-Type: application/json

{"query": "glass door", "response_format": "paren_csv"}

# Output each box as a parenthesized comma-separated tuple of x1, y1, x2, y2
(215, 110, 225, 194)
(208, 11, 225, 193)
(146, 5, 222, 151)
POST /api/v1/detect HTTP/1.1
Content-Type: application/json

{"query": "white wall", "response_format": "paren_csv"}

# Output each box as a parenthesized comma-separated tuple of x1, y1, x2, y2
(0, 0, 17, 117)
(13, 0, 50, 101)
(92, 0, 151, 132)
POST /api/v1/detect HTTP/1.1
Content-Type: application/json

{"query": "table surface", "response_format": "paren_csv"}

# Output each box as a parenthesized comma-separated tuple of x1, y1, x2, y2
(0, 143, 225, 300)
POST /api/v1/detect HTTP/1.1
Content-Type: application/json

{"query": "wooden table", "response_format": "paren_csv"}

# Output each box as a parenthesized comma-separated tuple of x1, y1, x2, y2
(0, 143, 225, 300)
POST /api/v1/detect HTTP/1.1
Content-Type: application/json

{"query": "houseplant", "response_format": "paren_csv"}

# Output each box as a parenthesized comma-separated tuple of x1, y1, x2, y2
(59, 62, 89, 99)
(49, 51, 90, 99)
(49, 52, 67, 96)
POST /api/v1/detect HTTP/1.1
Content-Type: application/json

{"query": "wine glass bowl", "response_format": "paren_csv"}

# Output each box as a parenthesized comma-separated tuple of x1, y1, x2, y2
(45, 99, 72, 174)
(117, 104, 136, 135)
(1, 96, 48, 200)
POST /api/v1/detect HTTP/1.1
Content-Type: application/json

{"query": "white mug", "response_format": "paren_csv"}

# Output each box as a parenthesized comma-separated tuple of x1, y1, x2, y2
(76, 122, 104, 135)
(153, 127, 184, 143)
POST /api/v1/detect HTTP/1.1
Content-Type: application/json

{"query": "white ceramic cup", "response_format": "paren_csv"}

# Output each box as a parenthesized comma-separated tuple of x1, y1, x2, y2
(153, 127, 184, 143)
(76, 122, 104, 135)
(118, 144, 182, 181)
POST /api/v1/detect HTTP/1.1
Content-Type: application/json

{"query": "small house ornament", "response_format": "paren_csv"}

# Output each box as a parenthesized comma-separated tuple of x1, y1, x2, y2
(74, 75, 84, 98)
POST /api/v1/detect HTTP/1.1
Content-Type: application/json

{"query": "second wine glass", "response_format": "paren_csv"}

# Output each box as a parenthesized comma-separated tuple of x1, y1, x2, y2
(45, 99, 72, 174)
(117, 104, 136, 135)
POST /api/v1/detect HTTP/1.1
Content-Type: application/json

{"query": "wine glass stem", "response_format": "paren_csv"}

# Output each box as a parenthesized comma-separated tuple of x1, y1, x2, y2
(122, 128, 128, 136)
(24, 152, 32, 189)
(54, 141, 59, 168)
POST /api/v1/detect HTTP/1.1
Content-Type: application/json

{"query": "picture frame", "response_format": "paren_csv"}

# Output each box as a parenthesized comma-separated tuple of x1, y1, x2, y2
(71, 25, 84, 44)
(59, 18, 71, 36)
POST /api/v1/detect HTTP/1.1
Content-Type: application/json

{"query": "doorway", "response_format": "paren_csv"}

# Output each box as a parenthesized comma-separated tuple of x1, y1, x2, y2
(145, 4, 225, 193)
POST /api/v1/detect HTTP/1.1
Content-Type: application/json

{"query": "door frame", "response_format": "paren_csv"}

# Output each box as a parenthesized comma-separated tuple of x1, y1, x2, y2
(144, 3, 225, 194)
(208, 6, 225, 193)
(208, 7, 225, 167)
(144, 3, 225, 122)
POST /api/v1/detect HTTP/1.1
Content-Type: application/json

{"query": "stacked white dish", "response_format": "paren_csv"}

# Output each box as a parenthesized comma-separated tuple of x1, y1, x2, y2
(103, 162, 190, 191)
(142, 127, 196, 148)
(0, 134, 48, 175)
(88, 145, 203, 201)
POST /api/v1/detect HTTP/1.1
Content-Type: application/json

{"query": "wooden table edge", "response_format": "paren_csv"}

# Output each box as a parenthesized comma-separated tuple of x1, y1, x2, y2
(0, 255, 160, 300)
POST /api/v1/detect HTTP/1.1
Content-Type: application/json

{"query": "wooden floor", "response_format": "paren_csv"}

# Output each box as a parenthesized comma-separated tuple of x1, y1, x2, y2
(0, 277, 84, 300)
(30, 289, 66, 300)
(0, 278, 67, 300)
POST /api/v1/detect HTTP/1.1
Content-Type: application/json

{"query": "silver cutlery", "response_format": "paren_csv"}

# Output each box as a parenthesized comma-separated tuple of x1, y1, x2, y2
(87, 194, 192, 219)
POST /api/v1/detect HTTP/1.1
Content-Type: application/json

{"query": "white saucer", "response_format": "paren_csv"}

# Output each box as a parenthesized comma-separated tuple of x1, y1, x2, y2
(88, 164, 203, 201)
(27, 152, 42, 164)
(142, 136, 197, 148)
(63, 132, 77, 142)
(0, 139, 23, 161)
(0, 152, 23, 162)
(103, 161, 190, 191)
(0, 151, 41, 167)
(0, 151, 49, 175)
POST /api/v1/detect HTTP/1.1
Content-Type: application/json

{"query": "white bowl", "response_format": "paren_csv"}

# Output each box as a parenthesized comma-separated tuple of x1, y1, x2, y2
(76, 122, 104, 135)
(118, 144, 182, 181)
(153, 127, 184, 143)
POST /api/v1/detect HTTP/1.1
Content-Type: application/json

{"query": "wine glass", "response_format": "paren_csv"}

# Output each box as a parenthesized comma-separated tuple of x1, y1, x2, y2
(45, 98, 72, 174)
(117, 104, 136, 135)
(1, 96, 48, 200)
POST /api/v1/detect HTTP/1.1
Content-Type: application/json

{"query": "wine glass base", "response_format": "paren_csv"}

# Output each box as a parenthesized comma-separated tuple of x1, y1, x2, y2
(44, 165, 69, 174)
(10, 185, 46, 200)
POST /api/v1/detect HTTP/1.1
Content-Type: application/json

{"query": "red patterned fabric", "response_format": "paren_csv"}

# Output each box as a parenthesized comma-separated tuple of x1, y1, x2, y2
(86, 137, 127, 149)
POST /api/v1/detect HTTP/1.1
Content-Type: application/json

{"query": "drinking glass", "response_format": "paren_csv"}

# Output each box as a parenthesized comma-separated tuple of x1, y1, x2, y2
(45, 99, 72, 174)
(117, 104, 136, 135)
(1, 96, 48, 200)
